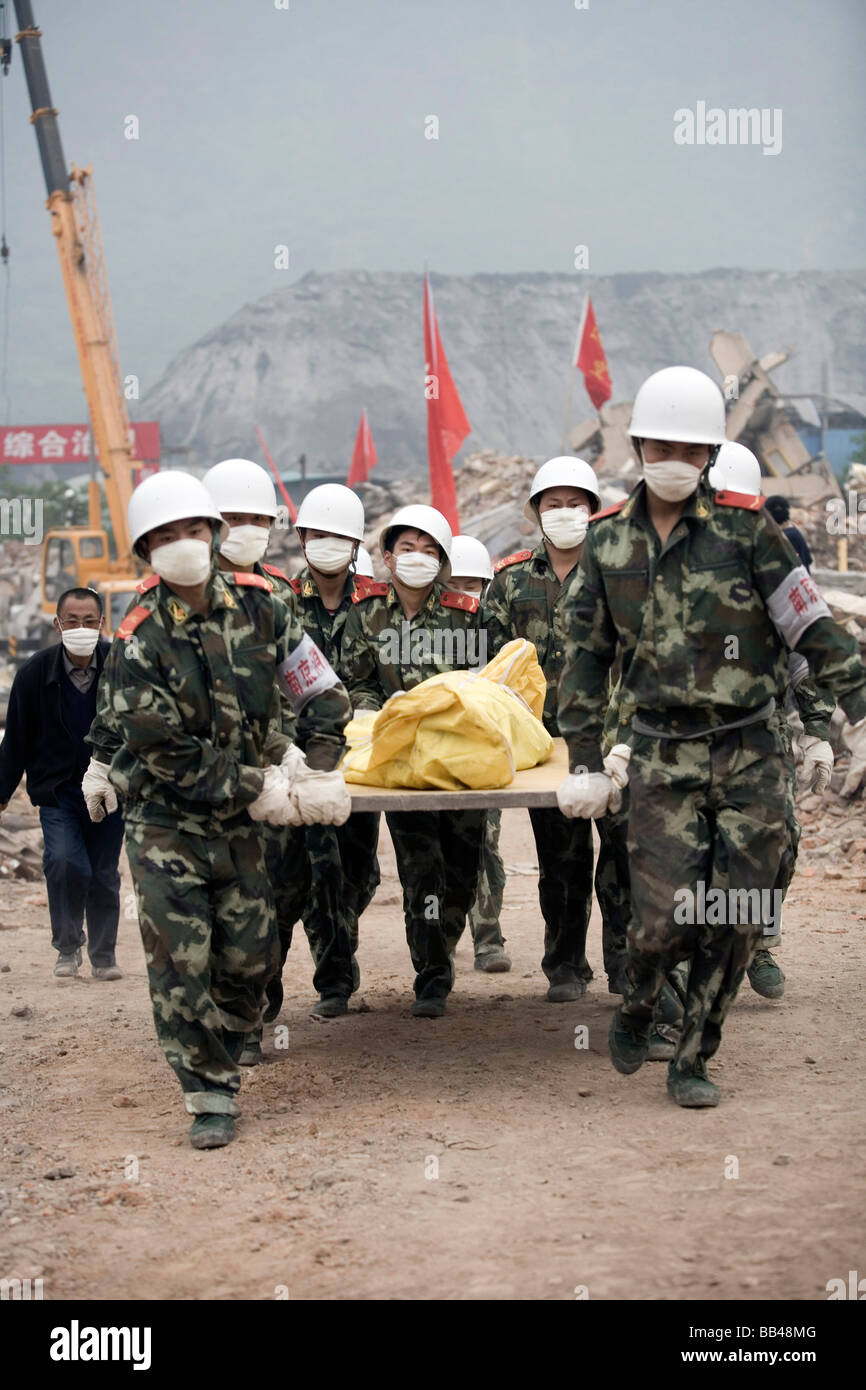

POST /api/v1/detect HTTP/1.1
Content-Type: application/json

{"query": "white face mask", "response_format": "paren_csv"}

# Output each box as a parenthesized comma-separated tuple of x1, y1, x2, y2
(219, 524, 270, 567)
(450, 587, 482, 600)
(642, 459, 703, 502)
(541, 506, 590, 550)
(60, 625, 101, 657)
(150, 538, 212, 586)
(305, 536, 356, 574)
(394, 552, 442, 589)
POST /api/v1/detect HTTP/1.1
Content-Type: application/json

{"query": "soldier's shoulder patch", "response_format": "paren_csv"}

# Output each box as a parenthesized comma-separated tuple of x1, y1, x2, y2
(135, 574, 159, 594)
(351, 574, 383, 598)
(494, 549, 532, 573)
(288, 576, 302, 594)
(589, 500, 626, 524)
(351, 580, 389, 603)
(116, 606, 151, 641)
(230, 571, 270, 590)
(262, 563, 291, 583)
(715, 490, 765, 511)
(440, 590, 479, 613)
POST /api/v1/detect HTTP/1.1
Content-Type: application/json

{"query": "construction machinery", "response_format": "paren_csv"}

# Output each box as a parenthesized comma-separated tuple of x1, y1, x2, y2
(9, 0, 144, 634)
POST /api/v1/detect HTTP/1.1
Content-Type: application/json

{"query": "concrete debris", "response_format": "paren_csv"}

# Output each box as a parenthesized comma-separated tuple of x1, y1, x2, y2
(0, 541, 46, 643)
(0, 787, 43, 880)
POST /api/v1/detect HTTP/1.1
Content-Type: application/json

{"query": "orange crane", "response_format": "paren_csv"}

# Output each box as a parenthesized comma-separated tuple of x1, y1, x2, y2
(11, 0, 144, 633)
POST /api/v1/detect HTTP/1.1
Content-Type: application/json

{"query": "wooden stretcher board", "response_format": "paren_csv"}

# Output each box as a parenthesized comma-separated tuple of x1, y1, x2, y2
(346, 738, 569, 812)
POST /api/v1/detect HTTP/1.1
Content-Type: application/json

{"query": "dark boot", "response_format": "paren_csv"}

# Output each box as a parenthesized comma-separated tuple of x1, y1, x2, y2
(667, 1057, 720, 1108)
(608, 1007, 651, 1074)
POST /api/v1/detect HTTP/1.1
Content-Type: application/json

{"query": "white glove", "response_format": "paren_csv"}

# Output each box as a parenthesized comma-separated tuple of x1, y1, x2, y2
(840, 717, 866, 799)
(247, 764, 294, 825)
(556, 770, 617, 819)
(280, 743, 306, 780)
(82, 757, 118, 823)
(799, 734, 834, 794)
(288, 763, 352, 826)
(602, 743, 632, 800)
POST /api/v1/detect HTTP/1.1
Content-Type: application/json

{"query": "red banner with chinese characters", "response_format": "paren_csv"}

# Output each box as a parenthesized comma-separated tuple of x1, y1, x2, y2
(0, 422, 161, 465)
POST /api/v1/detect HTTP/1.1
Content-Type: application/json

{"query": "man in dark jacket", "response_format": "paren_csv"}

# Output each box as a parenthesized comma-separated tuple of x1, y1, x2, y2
(0, 587, 124, 979)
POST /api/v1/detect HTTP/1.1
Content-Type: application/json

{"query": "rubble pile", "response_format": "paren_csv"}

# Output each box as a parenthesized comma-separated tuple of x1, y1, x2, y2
(0, 541, 44, 641)
(0, 790, 43, 882)
(791, 496, 865, 574)
(795, 773, 866, 893)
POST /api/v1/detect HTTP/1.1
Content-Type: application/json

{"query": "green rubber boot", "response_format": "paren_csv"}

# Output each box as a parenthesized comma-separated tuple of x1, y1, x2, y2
(474, 949, 512, 973)
(547, 974, 588, 1003)
(608, 1007, 651, 1074)
(748, 949, 785, 999)
(311, 995, 349, 1019)
(189, 1114, 235, 1149)
(666, 1057, 720, 1108)
(411, 996, 447, 1018)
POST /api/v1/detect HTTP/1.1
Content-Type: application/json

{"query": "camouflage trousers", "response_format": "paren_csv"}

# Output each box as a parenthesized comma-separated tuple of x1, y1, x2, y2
(265, 813, 380, 1003)
(621, 723, 789, 1071)
(125, 818, 278, 1115)
(595, 798, 632, 982)
(463, 804, 630, 981)
(386, 808, 485, 1000)
(528, 808, 595, 986)
(763, 717, 802, 949)
(468, 809, 507, 955)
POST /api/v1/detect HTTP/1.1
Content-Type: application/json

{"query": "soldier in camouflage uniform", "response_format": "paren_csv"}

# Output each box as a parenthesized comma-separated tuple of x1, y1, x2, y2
(271, 484, 383, 1018)
(694, 444, 837, 1003)
(483, 456, 630, 1002)
(446, 535, 511, 972)
(87, 472, 351, 1147)
(557, 367, 866, 1107)
(340, 505, 485, 1017)
(203, 458, 311, 1055)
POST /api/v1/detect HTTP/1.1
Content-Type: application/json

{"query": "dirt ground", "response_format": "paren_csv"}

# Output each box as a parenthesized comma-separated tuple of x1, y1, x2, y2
(0, 806, 863, 1303)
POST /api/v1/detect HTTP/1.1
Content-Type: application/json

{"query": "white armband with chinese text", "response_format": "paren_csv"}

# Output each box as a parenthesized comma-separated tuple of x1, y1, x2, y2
(767, 567, 832, 649)
(277, 632, 340, 711)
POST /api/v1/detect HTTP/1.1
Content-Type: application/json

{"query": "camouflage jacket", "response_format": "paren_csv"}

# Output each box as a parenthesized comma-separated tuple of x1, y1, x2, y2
(91, 559, 302, 757)
(787, 660, 836, 741)
(287, 566, 366, 667)
(340, 579, 483, 710)
(558, 479, 866, 772)
(87, 567, 351, 834)
(482, 540, 581, 735)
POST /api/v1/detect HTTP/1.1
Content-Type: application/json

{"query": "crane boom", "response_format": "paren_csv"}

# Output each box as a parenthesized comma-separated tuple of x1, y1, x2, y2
(13, 0, 136, 564)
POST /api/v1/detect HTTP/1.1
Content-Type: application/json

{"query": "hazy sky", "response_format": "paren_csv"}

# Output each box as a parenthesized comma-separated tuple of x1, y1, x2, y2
(2, 0, 864, 423)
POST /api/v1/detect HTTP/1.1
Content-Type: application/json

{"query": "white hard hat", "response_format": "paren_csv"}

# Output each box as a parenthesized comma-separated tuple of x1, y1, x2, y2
(707, 440, 762, 496)
(354, 545, 375, 577)
(129, 471, 228, 554)
(524, 456, 601, 521)
(203, 458, 278, 519)
(380, 504, 452, 579)
(295, 484, 365, 541)
(449, 535, 494, 581)
(629, 366, 727, 446)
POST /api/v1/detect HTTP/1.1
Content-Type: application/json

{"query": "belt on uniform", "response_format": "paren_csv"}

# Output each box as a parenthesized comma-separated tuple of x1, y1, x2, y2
(631, 697, 776, 742)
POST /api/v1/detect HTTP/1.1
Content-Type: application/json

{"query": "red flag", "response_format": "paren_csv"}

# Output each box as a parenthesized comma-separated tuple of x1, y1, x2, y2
(346, 407, 377, 486)
(573, 295, 612, 411)
(255, 424, 297, 522)
(423, 274, 470, 532)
